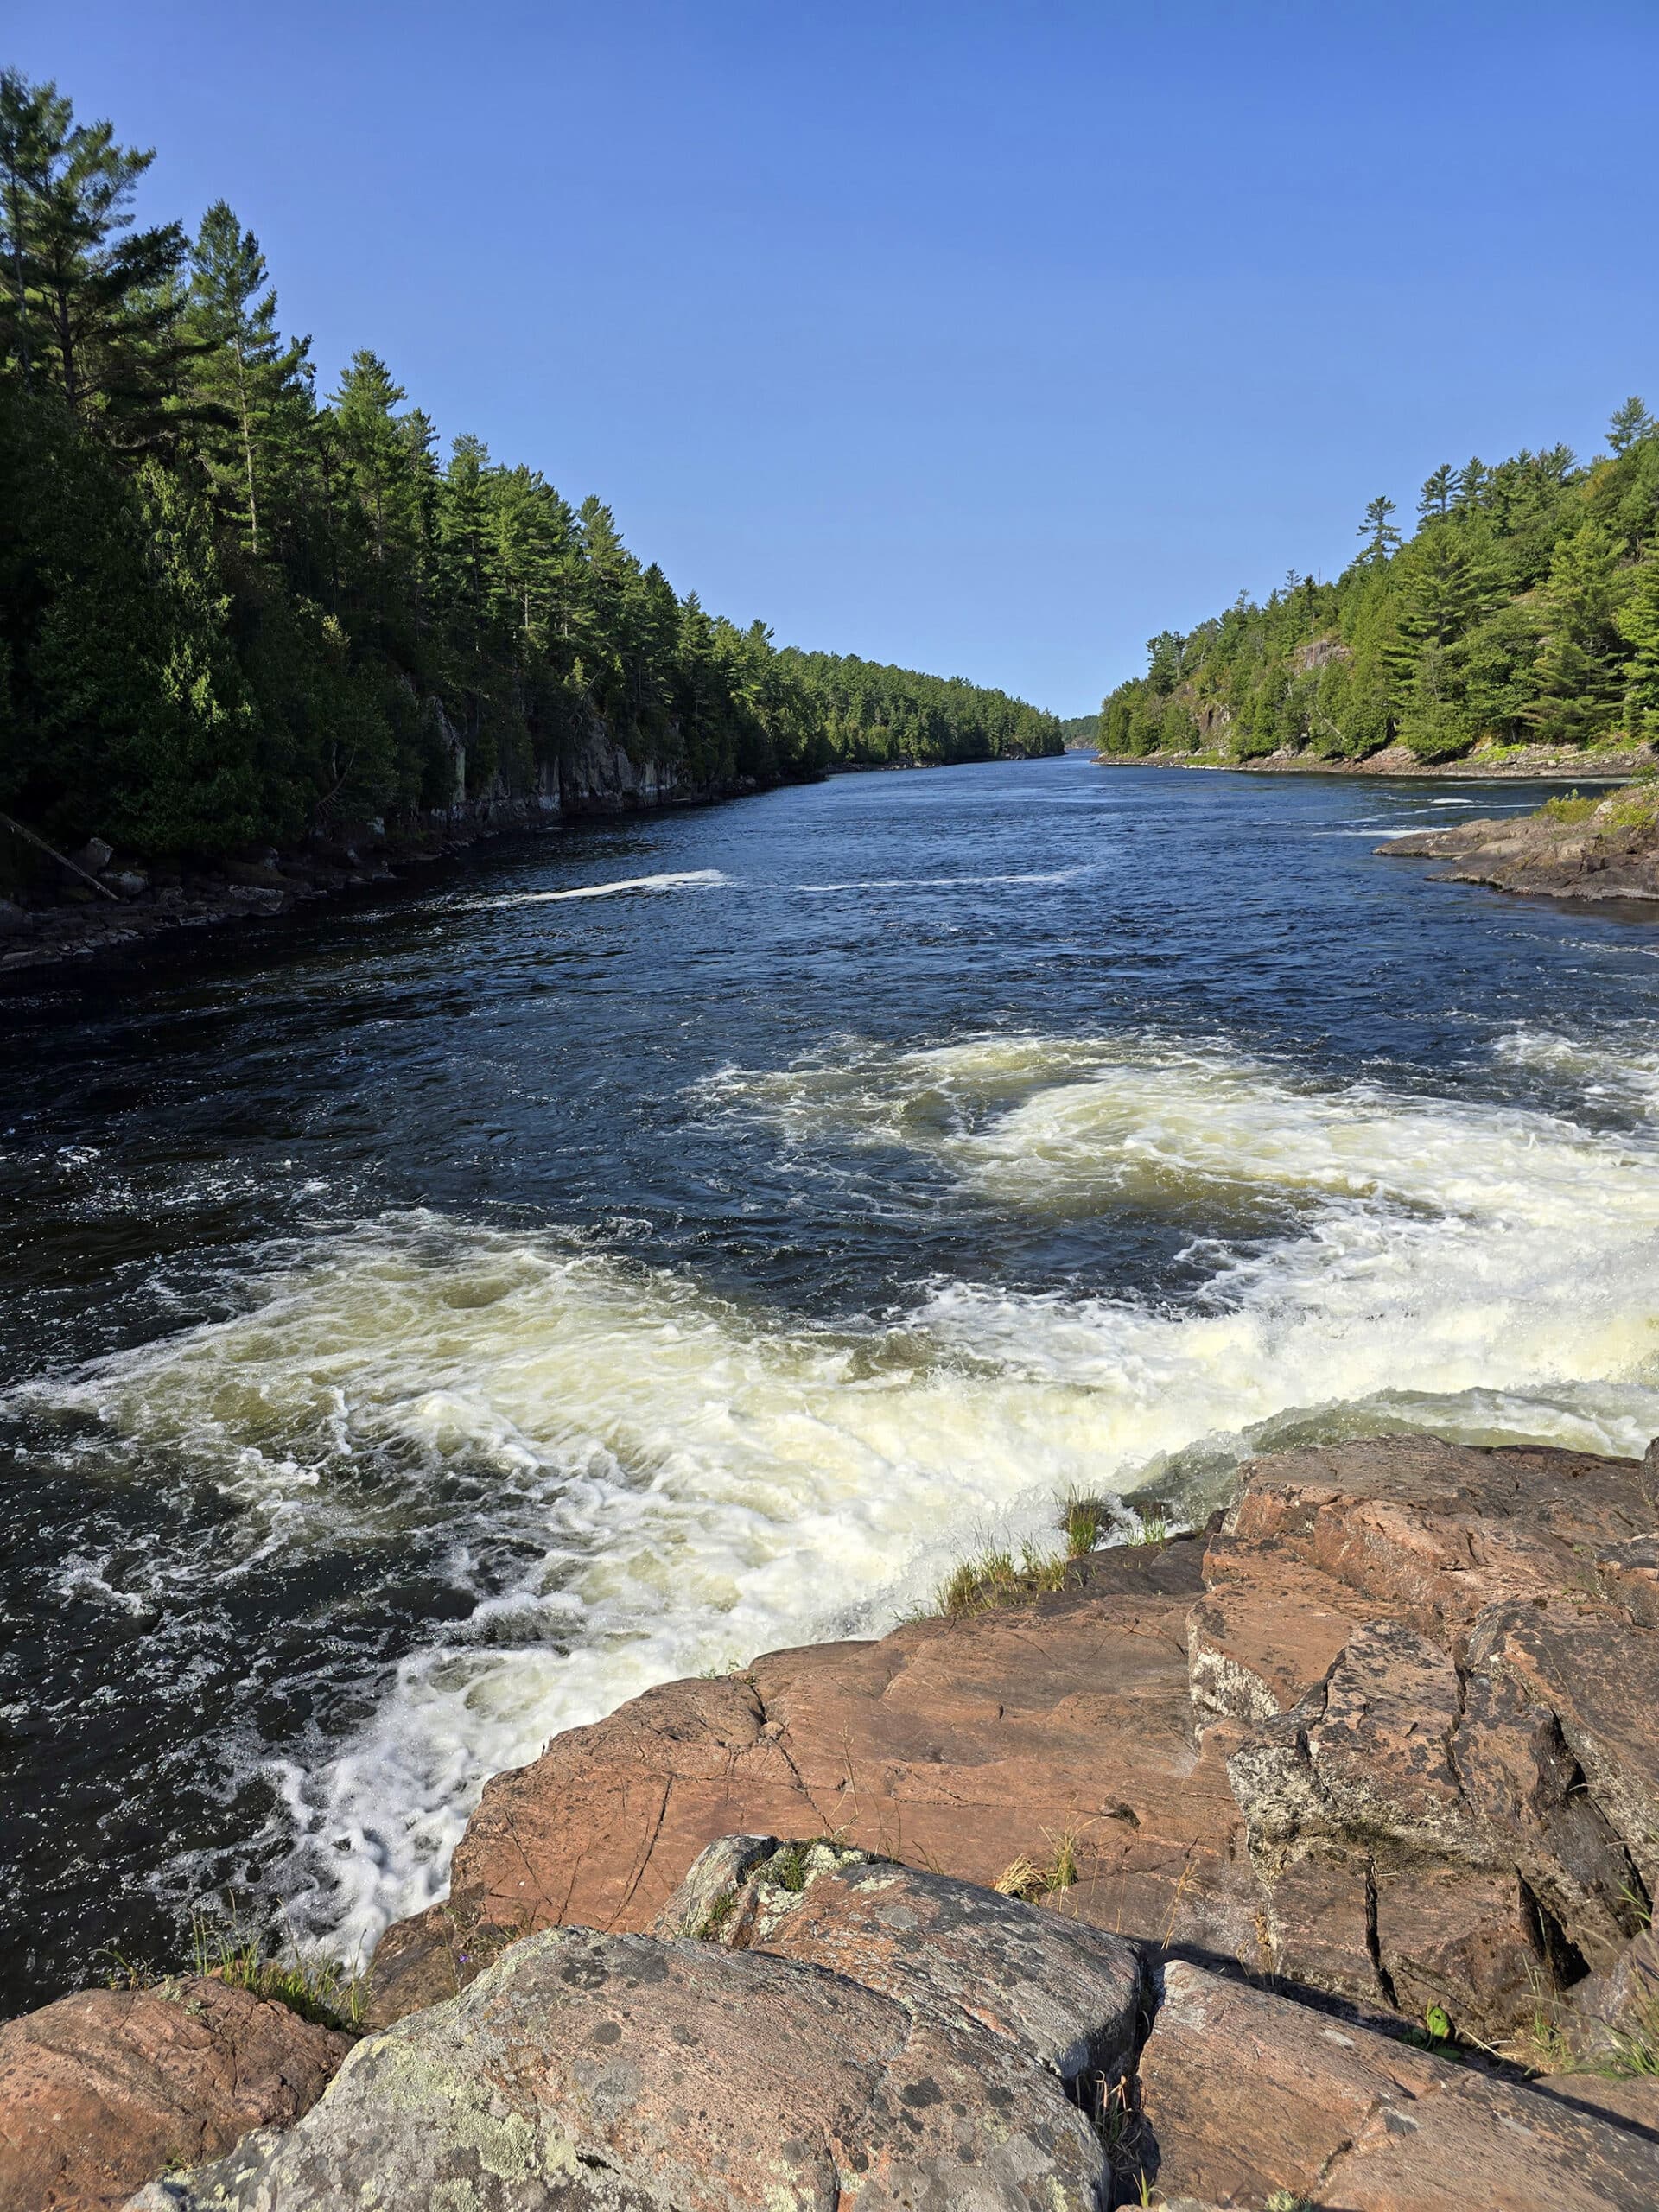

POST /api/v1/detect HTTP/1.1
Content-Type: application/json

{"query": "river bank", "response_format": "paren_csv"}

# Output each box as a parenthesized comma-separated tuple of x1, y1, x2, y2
(0, 758, 791, 978)
(7, 1430, 1658, 2209)
(1095, 738, 1654, 781)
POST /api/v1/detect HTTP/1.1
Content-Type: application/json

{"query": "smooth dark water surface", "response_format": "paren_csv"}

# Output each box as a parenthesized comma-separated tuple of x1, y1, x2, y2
(4, 757, 1658, 2011)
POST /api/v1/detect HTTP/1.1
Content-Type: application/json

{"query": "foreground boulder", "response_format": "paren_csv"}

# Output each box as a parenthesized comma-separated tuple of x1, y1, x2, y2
(372, 1433, 1659, 2057)
(1138, 1961, 1659, 2210)
(652, 1834, 1145, 2091)
(0, 1979, 348, 2212)
(134, 1923, 1112, 2211)
(134, 1843, 1659, 2212)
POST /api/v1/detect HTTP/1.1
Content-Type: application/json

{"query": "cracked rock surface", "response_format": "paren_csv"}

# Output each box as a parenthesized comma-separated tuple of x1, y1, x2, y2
(0, 1979, 349, 2212)
(130, 1925, 1109, 2211)
(371, 1433, 1659, 2057)
(1139, 1961, 1659, 2211)
(1378, 794, 1659, 902)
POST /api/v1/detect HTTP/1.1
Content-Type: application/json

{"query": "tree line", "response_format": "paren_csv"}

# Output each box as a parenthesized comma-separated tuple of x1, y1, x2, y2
(1100, 399, 1659, 764)
(0, 73, 1061, 867)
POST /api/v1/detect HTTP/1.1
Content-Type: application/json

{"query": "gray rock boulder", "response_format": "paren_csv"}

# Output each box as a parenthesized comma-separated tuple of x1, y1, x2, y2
(132, 1923, 1109, 2211)
(652, 1834, 1144, 2091)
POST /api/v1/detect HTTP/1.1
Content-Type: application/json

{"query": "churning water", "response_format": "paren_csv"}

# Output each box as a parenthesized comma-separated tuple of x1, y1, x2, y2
(3, 756, 1658, 2011)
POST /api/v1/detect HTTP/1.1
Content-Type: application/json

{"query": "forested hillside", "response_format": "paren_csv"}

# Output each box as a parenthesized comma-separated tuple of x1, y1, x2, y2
(1101, 402, 1659, 765)
(0, 73, 1059, 872)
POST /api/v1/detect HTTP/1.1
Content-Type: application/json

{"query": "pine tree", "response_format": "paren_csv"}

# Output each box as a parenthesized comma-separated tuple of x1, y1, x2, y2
(1358, 495, 1402, 563)
(1455, 457, 1489, 513)
(326, 352, 434, 655)
(1608, 396, 1655, 458)
(1418, 465, 1454, 524)
(0, 71, 192, 441)
(1530, 522, 1630, 744)
(1145, 630, 1182, 694)
(0, 72, 67, 387)
(183, 202, 310, 556)
(1615, 546, 1659, 739)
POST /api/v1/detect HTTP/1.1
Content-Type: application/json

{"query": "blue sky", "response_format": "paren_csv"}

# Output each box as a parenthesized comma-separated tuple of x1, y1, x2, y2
(12, 1, 1659, 714)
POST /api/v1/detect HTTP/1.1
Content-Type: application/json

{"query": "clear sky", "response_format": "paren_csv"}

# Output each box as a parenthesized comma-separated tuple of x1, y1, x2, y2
(11, 1, 1658, 715)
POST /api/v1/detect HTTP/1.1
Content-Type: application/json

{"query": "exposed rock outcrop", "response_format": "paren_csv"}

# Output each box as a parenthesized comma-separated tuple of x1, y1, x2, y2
(649, 1837, 1145, 2092)
(1138, 1960, 1659, 2210)
(133, 1917, 1117, 2211)
(0, 722, 784, 974)
(364, 1537, 1255, 2028)
(1378, 787, 1659, 900)
(0, 1979, 348, 2212)
(370, 1433, 1659, 2059)
(10, 1431, 1659, 2209)
(130, 1841, 1659, 2212)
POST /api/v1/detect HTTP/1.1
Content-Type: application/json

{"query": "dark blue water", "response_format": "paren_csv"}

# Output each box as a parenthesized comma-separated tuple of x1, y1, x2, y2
(3, 756, 1657, 2012)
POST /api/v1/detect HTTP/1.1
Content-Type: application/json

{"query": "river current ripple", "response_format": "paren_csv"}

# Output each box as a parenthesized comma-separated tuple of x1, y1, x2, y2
(3, 756, 1658, 2012)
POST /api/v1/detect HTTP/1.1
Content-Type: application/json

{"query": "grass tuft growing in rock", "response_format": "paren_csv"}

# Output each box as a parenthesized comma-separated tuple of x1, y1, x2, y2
(1057, 1491, 1115, 1558)
(191, 1916, 365, 2032)
(993, 1825, 1083, 1902)
(935, 1538, 1079, 1619)
(1603, 1996, 1659, 2080)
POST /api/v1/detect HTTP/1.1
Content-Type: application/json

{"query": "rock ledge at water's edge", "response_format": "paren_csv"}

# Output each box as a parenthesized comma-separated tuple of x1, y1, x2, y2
(1378, 785, 1659, 901)
(3, 1433, 1658, 2208)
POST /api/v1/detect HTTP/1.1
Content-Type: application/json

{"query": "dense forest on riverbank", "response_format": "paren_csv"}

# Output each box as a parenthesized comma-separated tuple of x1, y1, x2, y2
(0, 73, 1059, 873)
(1101, 400, 1659, 764)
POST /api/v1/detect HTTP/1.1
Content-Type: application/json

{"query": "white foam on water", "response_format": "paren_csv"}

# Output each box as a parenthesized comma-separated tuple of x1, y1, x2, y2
(792, 869, 1081, 893)
(1492, 1027, 1659, 1115)
(19, 1027, 1659, 1965)
(474, 868, 731, 909)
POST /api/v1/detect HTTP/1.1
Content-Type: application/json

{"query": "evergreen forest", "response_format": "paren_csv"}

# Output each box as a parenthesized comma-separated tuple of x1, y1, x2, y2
(0, 73, 1060, 869)
(1100, 403, 1659, 765)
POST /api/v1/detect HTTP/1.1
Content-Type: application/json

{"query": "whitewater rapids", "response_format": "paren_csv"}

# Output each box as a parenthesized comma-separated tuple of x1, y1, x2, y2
(16, 1025, 1659, 1963)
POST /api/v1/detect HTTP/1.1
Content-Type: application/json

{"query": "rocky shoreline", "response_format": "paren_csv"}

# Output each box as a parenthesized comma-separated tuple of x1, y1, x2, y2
(0, 758, 782, 980)
(1096, 741, 1654, 782)
(1378, 786, 1659, 903)
(3, 1431, 1657, 2207)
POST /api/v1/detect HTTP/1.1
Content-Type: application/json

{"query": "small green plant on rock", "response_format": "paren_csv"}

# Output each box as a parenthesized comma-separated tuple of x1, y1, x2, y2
(1603, 1993, 1659, 2079)
(192, 1915, 364, 2031)
(695, 1888, 738, 1942)
(1058, 1491, 1113, 1557)
(935, 1538, 1077, 1618)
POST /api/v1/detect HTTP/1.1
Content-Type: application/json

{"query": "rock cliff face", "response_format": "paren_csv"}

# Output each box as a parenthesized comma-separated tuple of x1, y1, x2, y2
(1379, 789, 1659, 900)
(0, 722, 774, 973)
(5, 1433, 1659, 2209)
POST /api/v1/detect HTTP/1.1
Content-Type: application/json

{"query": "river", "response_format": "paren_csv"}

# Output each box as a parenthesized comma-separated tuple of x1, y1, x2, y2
(4, 754, 1658, 2013)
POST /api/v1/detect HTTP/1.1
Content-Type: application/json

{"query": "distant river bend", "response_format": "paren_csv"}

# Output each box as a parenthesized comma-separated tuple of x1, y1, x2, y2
(3, 756, 1658, 2012)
